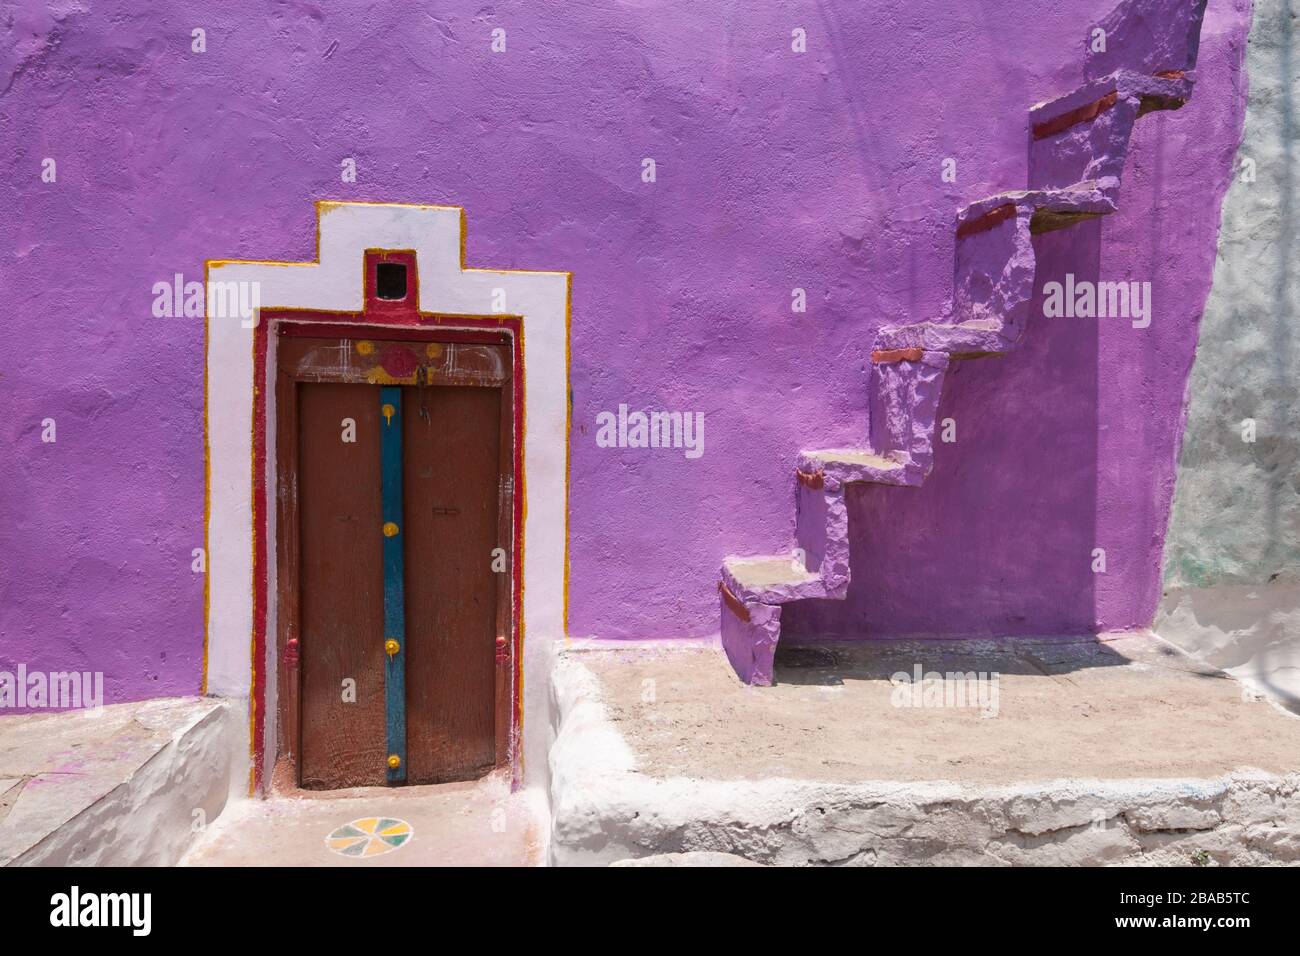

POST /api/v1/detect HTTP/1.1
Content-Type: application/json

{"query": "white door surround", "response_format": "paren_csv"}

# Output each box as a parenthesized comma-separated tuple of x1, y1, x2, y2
(204, 201, 570, 790)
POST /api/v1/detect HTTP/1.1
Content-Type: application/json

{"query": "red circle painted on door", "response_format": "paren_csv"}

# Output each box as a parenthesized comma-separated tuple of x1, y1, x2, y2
(380, 346, 419, 378)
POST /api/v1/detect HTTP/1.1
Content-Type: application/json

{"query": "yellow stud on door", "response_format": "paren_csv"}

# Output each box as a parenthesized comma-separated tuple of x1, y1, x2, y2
(385, 639, 400, 657)
(387, 755, 401, 770)
(382, 403, 396, 425)
(382, 521, 399, 537)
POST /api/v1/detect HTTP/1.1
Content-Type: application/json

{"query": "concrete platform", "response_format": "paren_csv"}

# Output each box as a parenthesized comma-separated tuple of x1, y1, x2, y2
(0, 697, 240, 866)
(183, 775, 547, 866)
(549, 632, 1300, 866)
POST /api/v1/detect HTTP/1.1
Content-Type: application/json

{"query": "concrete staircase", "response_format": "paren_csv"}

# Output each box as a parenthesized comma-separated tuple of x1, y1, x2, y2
(718, 0, 1209, 685)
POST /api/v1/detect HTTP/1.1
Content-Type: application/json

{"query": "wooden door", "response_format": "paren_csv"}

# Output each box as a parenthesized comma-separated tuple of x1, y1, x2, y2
(297, 382, 388, 789)
(283, 334, 512, 790)
(403, 385, 502, 784)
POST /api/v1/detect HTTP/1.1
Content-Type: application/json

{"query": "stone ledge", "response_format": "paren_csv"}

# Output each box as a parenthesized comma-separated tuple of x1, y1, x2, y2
(0, 697, 242, 866)
(721, 555, 826, 606)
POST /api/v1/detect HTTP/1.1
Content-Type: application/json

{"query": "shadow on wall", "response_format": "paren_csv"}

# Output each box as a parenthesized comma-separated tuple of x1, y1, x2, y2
(785, 220, 1102, 640)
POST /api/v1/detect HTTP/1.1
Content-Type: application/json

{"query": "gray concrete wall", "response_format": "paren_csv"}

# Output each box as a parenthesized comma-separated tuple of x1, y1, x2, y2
(1160, 0, 1300, 710)
(1165, 0, 1298, 589)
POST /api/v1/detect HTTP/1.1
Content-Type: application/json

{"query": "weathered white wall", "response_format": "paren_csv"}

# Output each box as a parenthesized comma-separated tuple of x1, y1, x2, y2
(1160, 0, 1300, 710)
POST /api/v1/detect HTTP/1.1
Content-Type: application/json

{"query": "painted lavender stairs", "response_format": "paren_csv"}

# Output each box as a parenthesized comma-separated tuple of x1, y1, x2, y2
(718, 0, 1209, 685)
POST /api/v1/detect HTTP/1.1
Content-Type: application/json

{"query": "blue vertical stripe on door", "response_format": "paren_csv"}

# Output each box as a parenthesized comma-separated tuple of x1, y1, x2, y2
(380, 386, 407, 784)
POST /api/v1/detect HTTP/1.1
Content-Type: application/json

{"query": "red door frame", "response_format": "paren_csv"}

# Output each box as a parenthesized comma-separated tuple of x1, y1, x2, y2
(249, 249, 526, 793)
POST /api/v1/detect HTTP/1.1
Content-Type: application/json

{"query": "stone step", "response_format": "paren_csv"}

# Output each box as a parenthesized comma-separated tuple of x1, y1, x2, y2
(1030, 68, 1194, 135)
(798, 448, 910, 486)
(956, 182, 1117, 238)
(721, 554, 825, 605)
(875, 318, 1010, 355)
(1028, 70, 1195, 192)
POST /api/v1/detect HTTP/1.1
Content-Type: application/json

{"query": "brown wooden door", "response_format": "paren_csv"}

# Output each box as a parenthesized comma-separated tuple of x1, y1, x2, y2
(297, 382, 388, 789)
(403, 385, 502, 784)
(292, 370, 505, 790)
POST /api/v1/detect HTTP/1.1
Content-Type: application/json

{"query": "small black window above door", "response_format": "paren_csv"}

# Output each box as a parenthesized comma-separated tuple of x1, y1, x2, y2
(376, 262, 408, 300)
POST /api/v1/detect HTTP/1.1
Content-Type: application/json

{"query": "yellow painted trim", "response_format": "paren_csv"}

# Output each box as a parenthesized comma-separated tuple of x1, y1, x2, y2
(208, 259, 315, 269)
(318, 199, 462, 213)
(563, 274, 572, 637)
(201, 263, 211, 696)
(275, 311, 525, 324)
(462, 267, 570, 276)
(460, 207, 468, 270)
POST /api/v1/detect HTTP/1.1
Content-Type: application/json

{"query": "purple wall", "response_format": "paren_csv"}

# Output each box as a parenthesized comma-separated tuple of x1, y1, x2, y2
(1, 1, 1250, 705)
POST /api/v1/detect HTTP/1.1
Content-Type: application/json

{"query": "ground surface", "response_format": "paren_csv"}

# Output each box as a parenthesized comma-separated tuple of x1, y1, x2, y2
(183, 775, 547, 867)
(582, 632, 1300, 784)
(6, 632, 1298, 867)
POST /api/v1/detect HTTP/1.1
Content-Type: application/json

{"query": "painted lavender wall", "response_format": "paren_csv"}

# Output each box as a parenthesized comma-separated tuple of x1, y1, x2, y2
(1, 1, 1252, 706)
